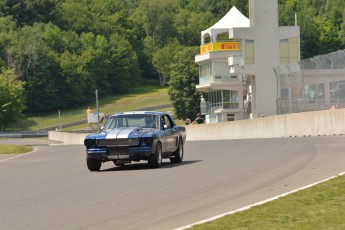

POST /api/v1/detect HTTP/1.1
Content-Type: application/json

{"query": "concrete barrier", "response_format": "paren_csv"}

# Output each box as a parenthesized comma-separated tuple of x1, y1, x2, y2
(48, 109, 345, 144)
(48, 131, 88, 145)
(186, 108, 345, 141)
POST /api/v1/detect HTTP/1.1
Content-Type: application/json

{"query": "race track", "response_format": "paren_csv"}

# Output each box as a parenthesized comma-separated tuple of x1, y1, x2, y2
(1, 136, 345, 230)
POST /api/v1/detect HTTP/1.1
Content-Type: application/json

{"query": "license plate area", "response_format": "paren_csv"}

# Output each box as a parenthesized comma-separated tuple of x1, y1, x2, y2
(108, 147, 129, 160)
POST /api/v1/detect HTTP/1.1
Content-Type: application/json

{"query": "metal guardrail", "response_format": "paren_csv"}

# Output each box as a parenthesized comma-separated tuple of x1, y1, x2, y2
(0, 131, 48, 138)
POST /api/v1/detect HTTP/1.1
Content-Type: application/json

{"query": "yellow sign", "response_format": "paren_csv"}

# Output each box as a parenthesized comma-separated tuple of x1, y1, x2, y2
(200, 42, 239, 54)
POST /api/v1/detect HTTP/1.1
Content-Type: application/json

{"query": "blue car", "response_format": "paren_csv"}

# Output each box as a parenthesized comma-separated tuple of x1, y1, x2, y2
(84, 111, 186, 171)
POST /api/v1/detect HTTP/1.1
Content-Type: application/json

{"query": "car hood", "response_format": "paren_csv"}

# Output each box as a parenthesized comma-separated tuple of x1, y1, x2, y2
(86, 127, 157, 139)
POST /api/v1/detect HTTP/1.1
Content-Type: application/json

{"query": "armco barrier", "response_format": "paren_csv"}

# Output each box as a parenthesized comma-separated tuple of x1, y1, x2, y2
(48, 109, 345, 144)
(0, 131, 48, 138)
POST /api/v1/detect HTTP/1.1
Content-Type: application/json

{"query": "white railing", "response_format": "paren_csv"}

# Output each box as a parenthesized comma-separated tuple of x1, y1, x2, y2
(199, 75, 239, 85)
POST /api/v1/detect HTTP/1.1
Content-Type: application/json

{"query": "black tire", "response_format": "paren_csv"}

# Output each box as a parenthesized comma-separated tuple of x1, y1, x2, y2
(148, 143, 162, 168)
(87, 157, 101, 171)
(170, 139, 183, 163)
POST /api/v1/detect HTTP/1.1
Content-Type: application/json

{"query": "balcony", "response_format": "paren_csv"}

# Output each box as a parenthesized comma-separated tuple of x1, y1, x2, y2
(197, 74, 241, 92)
(210, 102, 240, 113)
(199, 74, 239, 85)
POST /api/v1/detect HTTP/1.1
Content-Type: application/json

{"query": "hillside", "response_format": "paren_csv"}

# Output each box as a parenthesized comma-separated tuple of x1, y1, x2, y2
(10, 86, 171, 131)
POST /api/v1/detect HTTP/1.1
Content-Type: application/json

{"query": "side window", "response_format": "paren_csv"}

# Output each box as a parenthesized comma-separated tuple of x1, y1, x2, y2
(162, 115, 174, 129)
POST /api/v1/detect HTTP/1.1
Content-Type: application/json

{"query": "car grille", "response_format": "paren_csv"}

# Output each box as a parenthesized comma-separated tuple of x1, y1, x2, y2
(96, 138, 139, 147)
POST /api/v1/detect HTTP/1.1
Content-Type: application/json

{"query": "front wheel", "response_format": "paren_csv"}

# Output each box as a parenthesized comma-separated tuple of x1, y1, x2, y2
(170, 139, 183, 163)
(87, 157, 101, 171)
(148, 143, 162, 168)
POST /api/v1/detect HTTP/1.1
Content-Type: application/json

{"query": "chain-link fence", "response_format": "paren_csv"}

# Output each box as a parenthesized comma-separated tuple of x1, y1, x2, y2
(274, 50, 345, 114)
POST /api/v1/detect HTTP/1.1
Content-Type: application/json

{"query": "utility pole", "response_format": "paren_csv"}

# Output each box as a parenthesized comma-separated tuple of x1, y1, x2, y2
(96, 90, 100, 133)
(58, 110, 61, 131)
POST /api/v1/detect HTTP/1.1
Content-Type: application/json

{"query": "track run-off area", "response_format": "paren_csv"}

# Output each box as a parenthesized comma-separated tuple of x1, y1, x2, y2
(1, 136, 345, 230)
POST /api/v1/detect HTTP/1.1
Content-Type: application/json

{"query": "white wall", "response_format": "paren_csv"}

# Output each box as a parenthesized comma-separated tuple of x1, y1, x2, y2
(186, 108, 345, 141)
(49, 109, 345, 144)
(48, 131, 88, 145)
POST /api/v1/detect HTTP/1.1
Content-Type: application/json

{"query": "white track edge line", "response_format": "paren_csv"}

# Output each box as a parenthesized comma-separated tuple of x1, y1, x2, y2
(174, 171, 345, 230)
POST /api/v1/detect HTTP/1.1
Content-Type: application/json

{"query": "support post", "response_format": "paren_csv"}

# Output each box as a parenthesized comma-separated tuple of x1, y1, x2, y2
(96, 90, 100, 133)
(58, 110, 61, 131)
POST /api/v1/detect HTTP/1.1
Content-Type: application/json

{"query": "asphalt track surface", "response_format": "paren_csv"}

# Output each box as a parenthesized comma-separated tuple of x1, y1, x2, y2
(1, 136, 345, 230)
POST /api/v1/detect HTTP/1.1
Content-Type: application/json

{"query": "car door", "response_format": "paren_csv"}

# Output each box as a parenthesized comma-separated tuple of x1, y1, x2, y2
(162, 115, 178, 152)
(158, 115, 169, 153)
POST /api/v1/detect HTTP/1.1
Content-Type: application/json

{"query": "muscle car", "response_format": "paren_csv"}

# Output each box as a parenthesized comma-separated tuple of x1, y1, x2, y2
(84, 111, 186, 171)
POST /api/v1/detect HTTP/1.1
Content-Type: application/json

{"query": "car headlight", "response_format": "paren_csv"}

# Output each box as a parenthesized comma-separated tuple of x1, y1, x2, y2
(84, 139, 94, 148)
(143, 137, 153, 146)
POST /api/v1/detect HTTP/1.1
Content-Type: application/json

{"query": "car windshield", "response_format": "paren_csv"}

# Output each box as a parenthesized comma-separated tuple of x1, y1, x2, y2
(104, 114, 159, 130)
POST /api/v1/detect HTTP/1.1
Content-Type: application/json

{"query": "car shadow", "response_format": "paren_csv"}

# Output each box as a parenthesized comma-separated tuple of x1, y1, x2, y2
(99, 160, 201, 172)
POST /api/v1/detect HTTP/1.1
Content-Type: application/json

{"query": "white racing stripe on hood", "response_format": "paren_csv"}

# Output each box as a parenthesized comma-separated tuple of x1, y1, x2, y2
(106, 128, 137, 139)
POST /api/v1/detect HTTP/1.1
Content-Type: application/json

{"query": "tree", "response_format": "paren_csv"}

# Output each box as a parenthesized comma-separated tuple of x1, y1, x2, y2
(0, 16, 17, 69)
(279, 0, 345, 58)
(56, 0, 132, 38)
(0, 0, 57, 26)
(140, 36, 157, 80)
(181, 0, 247, 16)
(152, 39, 183, 86)
(297, 9, 321, 58)
(55, 0, 94, 34)
(168, 46, 200, 120)
(0, 68, 26, 130)
(1, 0, 345, 118)
(316, 16, 344, 55)
(6, 23, 62, 114)
(108, 33, 140, 93)
(133, 0, 179, 48)
(174, 9, 214, 46)
(58, 50, 91, 107)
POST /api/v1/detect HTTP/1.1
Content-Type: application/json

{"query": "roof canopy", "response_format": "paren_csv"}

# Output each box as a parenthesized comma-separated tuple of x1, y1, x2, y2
(201, 6, 250, 42)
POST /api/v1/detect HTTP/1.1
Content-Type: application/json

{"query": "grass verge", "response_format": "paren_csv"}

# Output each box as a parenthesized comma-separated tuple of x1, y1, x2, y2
(192, 174, 345, 229)
(61, 106, 184, 131)
(11, 86, 171, 131)
(0, 145, 33, 154)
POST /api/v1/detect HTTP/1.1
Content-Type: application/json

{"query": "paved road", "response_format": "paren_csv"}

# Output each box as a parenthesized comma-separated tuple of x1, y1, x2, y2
(1, 136, 345, 230)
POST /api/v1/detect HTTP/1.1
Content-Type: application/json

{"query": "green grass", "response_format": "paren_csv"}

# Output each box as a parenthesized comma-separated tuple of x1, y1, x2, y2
(0, 145, 33, 154)
(11, 86, 171, 131)
(192, 175, 345, 230)
(61, 106, 184, 131)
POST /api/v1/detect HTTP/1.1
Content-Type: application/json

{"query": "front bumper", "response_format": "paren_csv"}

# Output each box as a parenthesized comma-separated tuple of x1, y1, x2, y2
(86, 146, 153, 161)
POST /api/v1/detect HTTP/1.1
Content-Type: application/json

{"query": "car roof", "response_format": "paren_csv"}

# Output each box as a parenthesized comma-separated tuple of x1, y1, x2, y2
(110, 111, 167, 117)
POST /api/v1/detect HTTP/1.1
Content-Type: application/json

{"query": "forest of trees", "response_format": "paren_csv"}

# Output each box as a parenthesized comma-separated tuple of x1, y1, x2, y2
(1, 0, 345, 126)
